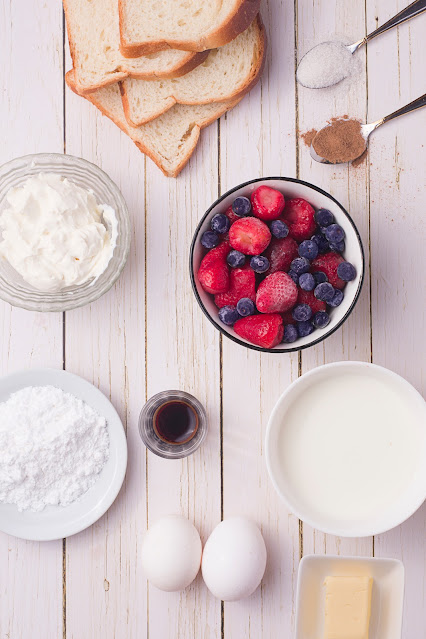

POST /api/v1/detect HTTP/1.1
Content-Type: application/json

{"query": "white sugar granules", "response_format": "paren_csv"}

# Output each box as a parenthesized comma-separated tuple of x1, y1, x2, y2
(0, 386, 109, 512)
(297, 41, 354, 89)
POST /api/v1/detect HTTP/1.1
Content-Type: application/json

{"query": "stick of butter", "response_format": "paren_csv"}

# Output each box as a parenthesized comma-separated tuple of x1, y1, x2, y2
(324, 575, 373, 639)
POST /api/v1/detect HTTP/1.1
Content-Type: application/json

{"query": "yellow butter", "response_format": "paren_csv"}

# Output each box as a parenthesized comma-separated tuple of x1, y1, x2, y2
(324, 575, 373, 639)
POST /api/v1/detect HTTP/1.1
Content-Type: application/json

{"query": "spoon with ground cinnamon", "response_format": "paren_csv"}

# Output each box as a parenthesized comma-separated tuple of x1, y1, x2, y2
(310, 93, 426, 165)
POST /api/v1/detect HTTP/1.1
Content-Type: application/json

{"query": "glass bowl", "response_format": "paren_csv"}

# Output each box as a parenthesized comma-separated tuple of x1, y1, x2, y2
(190, 177, 365, 353)
(0, 153, 131, 312)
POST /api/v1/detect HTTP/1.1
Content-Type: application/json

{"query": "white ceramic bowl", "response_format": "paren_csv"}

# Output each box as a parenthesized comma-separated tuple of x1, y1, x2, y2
(0, 153, 131, 312)
(265, 362, 426, 536)
(0, 369, 128, 541)
(190, 177, 364, 353)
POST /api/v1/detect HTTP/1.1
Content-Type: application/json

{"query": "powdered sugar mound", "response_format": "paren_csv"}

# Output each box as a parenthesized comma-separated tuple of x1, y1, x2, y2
(297, 41, 354, 89)
(0, 386, 109, 512)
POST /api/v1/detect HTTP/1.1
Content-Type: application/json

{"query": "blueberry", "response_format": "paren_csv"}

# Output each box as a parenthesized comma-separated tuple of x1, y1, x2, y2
(313, 271, 328, 285)
(311, 233, 329, 254)
(328, 289, 344, 307)
(313, 311, 330, 328)
(314, 282, 335, 302)
(218, 305, 239, 326)
(299, 272, 315, 291)
(232, 196, 251, 217)
(292, 304, 313, 322)
(288, 270, 299, 285)
(211, 213, 230, 234)
(290, 256, 310, 275)
(298, 240, 319, 260)
(315, 208, 334, 227)
(270, 219, 289, 238)
(236, 297, 255, 317)
(282, 324, 298, 343)
(337, 261, 356, 281)
(227, 250, 246, 268)
(324, 223, 345, 244)
(250, 255, 270, 273)
(329, 240, 345, 253)
(201, 231, 220, 249)
(297, 320, 315, 338)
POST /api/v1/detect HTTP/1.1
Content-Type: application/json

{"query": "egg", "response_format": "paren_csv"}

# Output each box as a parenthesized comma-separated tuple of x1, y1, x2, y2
(141, 514, 202, 592)
(201, 517, 267, 601)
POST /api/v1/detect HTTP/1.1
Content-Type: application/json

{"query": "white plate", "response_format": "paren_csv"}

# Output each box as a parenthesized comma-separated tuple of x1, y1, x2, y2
(0, 369, 128, 541)
(295, 555, 405, 639)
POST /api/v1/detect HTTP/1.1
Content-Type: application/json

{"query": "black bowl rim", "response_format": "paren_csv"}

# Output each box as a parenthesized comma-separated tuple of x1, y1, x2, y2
(189, 176, 365, 354)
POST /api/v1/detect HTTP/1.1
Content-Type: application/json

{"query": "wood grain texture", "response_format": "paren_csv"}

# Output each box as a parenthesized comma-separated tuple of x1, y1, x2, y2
(144, 121, 222, 639)
(296, 0, 373, 560)
(0, 2, 64, 638)
(64, 85, 148, 638)
(220, 2, 301, 636)
(366, 2, 426, 637)
(0, 0, 424, 637)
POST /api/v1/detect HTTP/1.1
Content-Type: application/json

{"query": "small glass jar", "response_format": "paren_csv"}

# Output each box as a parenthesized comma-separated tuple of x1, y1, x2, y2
(139, 390, 208, 459)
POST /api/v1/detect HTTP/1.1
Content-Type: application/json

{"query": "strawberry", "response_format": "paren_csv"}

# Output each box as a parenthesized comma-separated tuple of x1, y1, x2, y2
(297, 289, 326, 314)
(234, 313, 284, 349)
(263, 236, 299, 274)
(281, 198, 317, 242)
(251, 186, 285, 221)
(256, 272, 298, 314)
(214, 265, 256, 308)
(224, 204, 240, 225)
(281, 310, 296, 325)
(229, 217, 271, 256)
(197, 242, 230, 294)
(311, 251, 346, 289)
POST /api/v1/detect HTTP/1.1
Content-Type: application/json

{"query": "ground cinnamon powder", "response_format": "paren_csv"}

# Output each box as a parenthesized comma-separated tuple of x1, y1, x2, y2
(312, 118, 366, 164)
(300, 128, 317, 147)
(351, 148, 368, 168)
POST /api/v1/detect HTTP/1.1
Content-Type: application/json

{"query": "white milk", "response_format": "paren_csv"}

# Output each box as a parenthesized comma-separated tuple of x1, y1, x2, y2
(278, 372, 425, 523)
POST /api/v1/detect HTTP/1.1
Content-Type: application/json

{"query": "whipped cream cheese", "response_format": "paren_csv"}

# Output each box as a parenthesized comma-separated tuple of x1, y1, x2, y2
(0, 172, 118, 292)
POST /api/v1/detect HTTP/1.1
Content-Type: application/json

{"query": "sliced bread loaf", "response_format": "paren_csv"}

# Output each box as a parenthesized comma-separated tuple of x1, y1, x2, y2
(119, 0, 261, 56)
(64, 0, 208, 94)
(120, 16, 265, 127)
(66, 71, 240, 177)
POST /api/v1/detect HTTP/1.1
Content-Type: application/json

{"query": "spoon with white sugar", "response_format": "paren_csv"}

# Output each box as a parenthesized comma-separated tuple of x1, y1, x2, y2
(297, 0, 426, 89)
(310, 94, 426, 165)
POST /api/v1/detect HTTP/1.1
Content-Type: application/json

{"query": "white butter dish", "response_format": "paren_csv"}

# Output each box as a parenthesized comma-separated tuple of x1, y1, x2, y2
(295, 555, 404, 639)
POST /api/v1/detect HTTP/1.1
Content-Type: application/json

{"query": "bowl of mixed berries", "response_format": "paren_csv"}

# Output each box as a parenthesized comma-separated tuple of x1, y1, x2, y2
(190, 178, 364, 352)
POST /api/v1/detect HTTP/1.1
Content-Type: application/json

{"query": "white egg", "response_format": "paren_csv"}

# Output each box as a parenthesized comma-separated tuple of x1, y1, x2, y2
(141, 514, 202, 592)
(202, 517, 267, 601)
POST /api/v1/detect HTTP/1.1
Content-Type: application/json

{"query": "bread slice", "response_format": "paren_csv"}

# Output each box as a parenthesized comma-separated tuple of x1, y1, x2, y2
(66, 71, 240, 177)
(63, 0, 209, 94)
(120, 16, 265, 127)
(119, 0, 262, 56)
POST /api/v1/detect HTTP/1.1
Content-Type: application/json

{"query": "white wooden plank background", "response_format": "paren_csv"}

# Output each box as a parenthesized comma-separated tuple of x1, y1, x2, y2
(0, 3, 64, 638)
(0, 0, 425, 638)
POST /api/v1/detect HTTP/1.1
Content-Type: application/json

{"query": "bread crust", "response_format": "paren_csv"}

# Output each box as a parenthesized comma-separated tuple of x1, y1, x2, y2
(120, 14, 265, 127)
(66, 70, 241, 177)
(63, 0, 209, 95)
(118, 0, 262, 57)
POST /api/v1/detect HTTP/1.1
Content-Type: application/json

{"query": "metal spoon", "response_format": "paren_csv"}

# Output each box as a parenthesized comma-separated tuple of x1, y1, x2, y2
(310, 93, 426, 164)
(297, 0, 426, 89)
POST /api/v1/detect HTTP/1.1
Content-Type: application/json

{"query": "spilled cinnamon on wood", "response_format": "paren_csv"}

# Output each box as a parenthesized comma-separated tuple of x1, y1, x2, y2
(300, 128, 317, 148)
